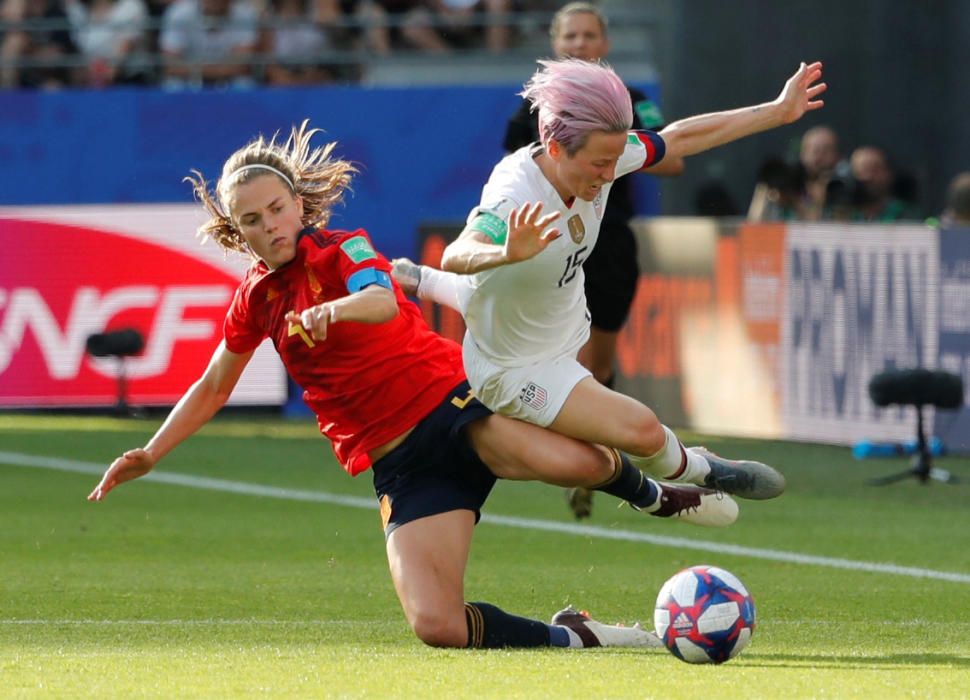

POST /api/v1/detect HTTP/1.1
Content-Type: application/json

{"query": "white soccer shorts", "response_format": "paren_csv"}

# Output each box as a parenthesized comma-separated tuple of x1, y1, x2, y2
(461, 335, 591, 427)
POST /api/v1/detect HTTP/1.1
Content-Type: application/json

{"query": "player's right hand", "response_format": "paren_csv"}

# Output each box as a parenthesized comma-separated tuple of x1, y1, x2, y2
(87, 448, 155, 502)
(504, 202, 561, 264)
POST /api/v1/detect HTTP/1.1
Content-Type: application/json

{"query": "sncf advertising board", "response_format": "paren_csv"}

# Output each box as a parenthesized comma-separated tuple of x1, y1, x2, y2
(0, 206, 286, 407)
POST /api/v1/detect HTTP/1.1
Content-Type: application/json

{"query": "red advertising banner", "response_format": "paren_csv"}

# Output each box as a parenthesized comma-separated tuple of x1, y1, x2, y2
(0, 206, 286, 407)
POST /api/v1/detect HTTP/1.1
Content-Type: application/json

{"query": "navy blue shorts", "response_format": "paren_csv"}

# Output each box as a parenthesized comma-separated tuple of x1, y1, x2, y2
(371, 380, 496, 536)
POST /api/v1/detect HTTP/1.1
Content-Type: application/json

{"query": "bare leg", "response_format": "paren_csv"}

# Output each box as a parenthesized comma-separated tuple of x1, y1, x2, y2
(386, 510, 474, 647)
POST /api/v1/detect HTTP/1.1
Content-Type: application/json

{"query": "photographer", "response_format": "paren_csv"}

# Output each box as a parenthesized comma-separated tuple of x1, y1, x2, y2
(826, 146, 922, 222)
(747, 156, 808, 221)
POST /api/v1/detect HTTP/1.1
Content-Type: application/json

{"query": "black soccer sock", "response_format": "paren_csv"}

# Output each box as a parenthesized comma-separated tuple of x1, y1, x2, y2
(591, 449, 658, 509)
(464, 602, 555, 648)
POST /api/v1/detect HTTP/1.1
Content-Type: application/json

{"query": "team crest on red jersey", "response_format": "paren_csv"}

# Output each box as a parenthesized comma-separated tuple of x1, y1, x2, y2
(305, 264, 323, 300)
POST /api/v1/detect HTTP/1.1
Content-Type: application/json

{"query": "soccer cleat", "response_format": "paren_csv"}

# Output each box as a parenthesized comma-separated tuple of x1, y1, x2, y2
(550, 606, 664, 649)
(390, 257, 422, 296)
(642, 482, 739, 527)
(691, 447, 786, 500)
(565, 486, 594, 519)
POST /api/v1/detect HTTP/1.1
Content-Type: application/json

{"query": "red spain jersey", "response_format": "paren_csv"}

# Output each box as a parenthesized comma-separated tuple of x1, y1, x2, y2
(223, 227, 466, 476)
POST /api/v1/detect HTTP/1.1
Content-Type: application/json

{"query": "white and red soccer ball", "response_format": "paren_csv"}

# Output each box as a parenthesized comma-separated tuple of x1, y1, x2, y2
(654, 565, 756, 664)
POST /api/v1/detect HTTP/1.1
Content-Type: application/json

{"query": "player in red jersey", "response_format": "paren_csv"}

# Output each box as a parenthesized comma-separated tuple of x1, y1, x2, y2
(88, 121, 735, 650)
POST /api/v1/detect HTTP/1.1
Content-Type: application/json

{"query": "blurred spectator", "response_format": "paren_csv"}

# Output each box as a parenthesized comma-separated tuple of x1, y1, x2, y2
(346, 0, 449, 55)
(747, 156, 807, 221)
(262, 0, 340, 85)
(799, 124, 849, 220)
(65, 0, 151, 86)
(430, 0, 511, 52)
(942, 172, 970, 226)
(160, 0, 259, 88)
(846, 145, 921, 221)
(1, 0, 76, 88)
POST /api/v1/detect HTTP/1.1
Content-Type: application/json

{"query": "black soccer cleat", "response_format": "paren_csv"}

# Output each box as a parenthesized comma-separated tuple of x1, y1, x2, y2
(565, 486, 594, 519)
(692, 447, 786, 500)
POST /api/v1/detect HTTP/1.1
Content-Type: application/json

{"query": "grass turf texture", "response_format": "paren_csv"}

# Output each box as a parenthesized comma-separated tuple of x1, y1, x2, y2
(2, 414, 970, 698)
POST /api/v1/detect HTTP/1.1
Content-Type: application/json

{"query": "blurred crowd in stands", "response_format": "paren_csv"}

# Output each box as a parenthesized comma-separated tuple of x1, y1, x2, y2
(3, 1, 966, 225)
(0, 0, 560, 89)
(742, 125, 970, 225)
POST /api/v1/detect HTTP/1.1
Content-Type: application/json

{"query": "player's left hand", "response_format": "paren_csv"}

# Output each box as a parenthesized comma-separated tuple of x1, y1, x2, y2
(286, 304, 336, 342)
(88, 448, 155, 502)
(504, 201, 562, 264)
(773, 61, 826, 124)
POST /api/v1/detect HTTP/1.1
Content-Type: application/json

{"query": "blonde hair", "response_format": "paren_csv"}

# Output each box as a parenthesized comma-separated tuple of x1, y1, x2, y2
(185, 119, 357, 255)
(549, 2, 607, 39)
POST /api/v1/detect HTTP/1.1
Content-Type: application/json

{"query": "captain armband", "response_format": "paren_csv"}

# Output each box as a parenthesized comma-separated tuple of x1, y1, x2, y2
(346, 267, 393, 293)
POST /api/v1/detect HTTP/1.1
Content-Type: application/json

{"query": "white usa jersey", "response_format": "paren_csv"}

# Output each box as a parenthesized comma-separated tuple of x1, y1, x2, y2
(456, 131, 665, 367)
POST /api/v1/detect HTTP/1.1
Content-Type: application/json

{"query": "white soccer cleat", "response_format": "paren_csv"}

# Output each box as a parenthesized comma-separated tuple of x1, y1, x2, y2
(641, 481, 739, 527)
(551, 606, 664, 648)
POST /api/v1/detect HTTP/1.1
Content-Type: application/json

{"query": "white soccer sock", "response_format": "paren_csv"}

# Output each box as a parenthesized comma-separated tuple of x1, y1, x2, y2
(560, 627, 584, 648)
(416, 266, 461, 311)
(629, 425, 711, 484)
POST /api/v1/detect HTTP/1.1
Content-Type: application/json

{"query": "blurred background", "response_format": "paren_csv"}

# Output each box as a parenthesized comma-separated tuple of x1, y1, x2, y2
(2, 0, 969, 456)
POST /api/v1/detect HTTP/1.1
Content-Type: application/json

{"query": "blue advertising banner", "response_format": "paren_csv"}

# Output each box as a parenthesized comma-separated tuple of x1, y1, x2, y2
(782, 223, 939, 445)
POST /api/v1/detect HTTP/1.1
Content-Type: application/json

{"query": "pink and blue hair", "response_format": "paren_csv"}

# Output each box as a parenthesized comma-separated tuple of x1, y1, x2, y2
(520, 58, 632, 155)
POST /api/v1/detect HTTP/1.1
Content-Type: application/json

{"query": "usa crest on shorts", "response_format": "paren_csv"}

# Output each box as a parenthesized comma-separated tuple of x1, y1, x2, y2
(519, 382, 548, 410)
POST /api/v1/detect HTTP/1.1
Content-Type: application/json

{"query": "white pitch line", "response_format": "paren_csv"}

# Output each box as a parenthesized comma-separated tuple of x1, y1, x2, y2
(4, 450, 970, 585)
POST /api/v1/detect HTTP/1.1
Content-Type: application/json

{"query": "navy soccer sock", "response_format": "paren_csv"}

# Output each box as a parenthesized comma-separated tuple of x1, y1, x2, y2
(591, 449, 658, 509)
(464, 602, 558, 648)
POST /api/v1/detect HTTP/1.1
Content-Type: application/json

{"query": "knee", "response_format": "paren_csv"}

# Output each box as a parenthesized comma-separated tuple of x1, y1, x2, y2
(621, 407, 665, 456)
(409, 609, 467, 648)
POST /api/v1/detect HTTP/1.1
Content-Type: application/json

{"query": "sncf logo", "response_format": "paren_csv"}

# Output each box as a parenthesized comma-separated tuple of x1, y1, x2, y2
(0, 285, 232, 379)
(0, 217, 243, 406)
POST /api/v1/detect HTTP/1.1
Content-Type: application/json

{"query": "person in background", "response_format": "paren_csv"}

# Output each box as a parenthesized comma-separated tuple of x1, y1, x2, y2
(429, 0, 511, 52)
(747, 156, 807, 221)
(847, 145, 921, 222)
(159, 0, 259, 88)
(798, 125, 847, 220)
(262, 0, 340, 85)
(65, 0, 150, 86)
(0, 0, 76, 88)
(941, 171, 970, 227)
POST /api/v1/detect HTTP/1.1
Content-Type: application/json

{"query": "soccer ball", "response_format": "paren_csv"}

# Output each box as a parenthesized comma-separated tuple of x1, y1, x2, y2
(654, 565, 756, 664)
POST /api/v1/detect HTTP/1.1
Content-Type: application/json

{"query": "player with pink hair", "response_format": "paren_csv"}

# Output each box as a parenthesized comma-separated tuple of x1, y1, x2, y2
(396, 58, 826, 513)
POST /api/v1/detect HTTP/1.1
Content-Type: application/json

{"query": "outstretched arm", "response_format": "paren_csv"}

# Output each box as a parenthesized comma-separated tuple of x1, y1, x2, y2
(87, 342, 253, 501)
(441, 202, 561, 275)
(659, 61, 826, 159)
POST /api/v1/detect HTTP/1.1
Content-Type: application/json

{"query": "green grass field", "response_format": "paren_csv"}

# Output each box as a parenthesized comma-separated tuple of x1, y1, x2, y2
(2, 413, 970, 698)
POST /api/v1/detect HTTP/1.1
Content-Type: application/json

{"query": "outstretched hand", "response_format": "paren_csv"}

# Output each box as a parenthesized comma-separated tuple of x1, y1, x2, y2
(774, 61, 827, 124)
(88, 448, 155, 502)
(503, 202, 562, 264)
